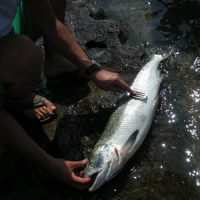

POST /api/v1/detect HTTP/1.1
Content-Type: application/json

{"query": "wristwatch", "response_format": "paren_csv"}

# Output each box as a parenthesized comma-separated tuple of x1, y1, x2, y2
(83, 60, 102, 77)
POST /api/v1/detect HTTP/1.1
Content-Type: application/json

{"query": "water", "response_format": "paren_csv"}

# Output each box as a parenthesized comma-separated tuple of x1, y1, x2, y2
(82, 0, 200, 199)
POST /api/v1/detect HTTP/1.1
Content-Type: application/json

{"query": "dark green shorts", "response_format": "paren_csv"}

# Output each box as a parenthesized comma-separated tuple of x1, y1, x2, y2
(13, 1, 40, 41)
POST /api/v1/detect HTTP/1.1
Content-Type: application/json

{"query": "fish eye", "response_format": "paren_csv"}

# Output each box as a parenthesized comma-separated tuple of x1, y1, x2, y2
(90, 163, 94, 168)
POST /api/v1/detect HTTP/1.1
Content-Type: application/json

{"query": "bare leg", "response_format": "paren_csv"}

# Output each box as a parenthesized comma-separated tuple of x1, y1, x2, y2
(0, 34, 56, 120)
(0, 106, 91, 189)
(44, 0, 78, 79)
(0, 34, 41, 103)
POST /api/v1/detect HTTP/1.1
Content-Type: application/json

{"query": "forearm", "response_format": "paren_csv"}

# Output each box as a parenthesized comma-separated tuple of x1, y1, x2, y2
(23, 0, 135, 94)
(0, 108, 92, 188)
(0, 107, 55, 172)
(24, 0, 92, 70)
(44, 19, 92, 69)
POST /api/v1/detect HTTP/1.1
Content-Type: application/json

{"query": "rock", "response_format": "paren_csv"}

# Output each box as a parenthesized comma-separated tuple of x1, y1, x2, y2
(64, 3, 121, 47)
(86, 3, 106, 20)
(111, 45, 148, 72)
(118, 25, 129, 45)
(64, 0, 147, 69)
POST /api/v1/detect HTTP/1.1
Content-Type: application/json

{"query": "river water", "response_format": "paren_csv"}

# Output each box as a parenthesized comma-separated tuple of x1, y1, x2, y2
(81, 0, 200, 199)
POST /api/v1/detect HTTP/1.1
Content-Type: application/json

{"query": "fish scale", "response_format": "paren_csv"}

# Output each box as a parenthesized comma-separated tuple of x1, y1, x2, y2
(84, 54, 167, 192)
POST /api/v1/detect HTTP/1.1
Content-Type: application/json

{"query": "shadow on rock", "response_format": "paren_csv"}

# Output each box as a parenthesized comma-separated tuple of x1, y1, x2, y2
(47, 71, 91, 106)
(54, 107, 114, 161)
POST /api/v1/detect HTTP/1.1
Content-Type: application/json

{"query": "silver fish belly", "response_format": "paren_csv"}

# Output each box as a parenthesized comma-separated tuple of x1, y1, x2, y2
(84, 54, 166, 192)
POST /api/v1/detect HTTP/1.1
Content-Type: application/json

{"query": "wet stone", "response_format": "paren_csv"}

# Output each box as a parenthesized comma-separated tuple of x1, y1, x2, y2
(64, 0, 147, 68)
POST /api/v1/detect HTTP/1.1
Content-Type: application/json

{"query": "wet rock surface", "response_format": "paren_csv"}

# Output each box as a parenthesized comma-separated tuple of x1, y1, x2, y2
(64, 0, 147, 68)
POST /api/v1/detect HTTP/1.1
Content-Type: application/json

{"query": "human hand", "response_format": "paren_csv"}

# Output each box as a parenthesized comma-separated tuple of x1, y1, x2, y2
(52, 158, 92, 190)
(90, 69, 146, 99)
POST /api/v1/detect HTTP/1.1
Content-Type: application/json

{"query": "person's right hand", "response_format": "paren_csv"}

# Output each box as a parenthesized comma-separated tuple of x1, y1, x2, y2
(90, 69, 146, 99)
(52, 158, 92, 190)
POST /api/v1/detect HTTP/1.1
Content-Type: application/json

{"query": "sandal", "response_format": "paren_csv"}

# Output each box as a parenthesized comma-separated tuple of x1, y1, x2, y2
(32, 95, 57, 124)
(4, 94, 57, 124)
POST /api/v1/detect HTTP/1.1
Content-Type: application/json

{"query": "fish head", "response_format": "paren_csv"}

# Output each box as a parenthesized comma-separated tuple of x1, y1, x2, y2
(84, 144, 120, 192)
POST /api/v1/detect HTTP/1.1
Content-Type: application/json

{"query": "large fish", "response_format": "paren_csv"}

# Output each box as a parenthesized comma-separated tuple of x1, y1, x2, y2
(84, 54, 166, 191)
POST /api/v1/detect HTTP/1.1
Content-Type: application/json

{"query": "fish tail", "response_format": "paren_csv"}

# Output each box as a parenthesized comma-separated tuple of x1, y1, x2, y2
(161, 54, 170, 60)
(153, 52, 172, 62)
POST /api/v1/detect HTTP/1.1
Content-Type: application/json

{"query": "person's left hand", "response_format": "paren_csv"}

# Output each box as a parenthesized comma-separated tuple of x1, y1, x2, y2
(90, 69, 145, 99)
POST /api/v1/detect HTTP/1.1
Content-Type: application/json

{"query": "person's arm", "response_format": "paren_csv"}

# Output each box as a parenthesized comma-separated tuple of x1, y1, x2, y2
(24, 0, 91, 70)
(23, 0, 144, 97)
(0, 107, 91, 189)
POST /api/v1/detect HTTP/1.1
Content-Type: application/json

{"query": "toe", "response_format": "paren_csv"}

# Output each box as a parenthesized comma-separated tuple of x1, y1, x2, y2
(44, 99, 56, 112)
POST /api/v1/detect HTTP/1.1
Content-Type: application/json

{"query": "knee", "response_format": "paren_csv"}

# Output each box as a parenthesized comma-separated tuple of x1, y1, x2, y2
(15, 35, 43, 78)
(0, 35, 44, 98)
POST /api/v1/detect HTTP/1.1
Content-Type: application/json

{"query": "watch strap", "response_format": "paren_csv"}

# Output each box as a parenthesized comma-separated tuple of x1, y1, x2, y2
(84, 60, 102, 77)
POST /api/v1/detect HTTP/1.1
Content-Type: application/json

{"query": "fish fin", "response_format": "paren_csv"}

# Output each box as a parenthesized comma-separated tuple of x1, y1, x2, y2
(124, 130, 139, 154)
(153, 96, 159, 108)
(106, 149, 120, 181)
(162, 52, 173, 60)
(104, 144, 122, 182)
(118, 92, 129, 99)
(114, 144, 123, 166)
(114, 146, 120, 163)
(116, 92, 132, 107)
(105, 160, 114, 181)
(152, 53, 171, 63)
(157, 72, 164, 85)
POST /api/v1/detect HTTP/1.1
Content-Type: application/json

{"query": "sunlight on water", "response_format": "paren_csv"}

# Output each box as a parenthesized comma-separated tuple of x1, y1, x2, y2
(83, 0, 200, 199)
(166, 103, 176, 124)
(190, 57, 200, 73)
(191, 89, 200, 103)
(186, 117, 198, 139)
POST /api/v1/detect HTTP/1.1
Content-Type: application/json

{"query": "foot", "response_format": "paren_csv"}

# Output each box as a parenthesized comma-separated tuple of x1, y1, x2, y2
(4, 92, 57, 123)
(33, 95, 56, 122)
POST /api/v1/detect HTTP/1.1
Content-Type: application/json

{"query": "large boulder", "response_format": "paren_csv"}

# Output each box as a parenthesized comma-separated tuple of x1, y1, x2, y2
(64, 0, 147, 71)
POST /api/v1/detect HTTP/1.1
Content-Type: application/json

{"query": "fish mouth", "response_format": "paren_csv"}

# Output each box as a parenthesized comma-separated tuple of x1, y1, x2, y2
(84, 169, 104, 192)
(89, 172, 103, 192)
(88, 161, 112, 192)
(84, 166, 102, 180)
(85, 168, 102, 180)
